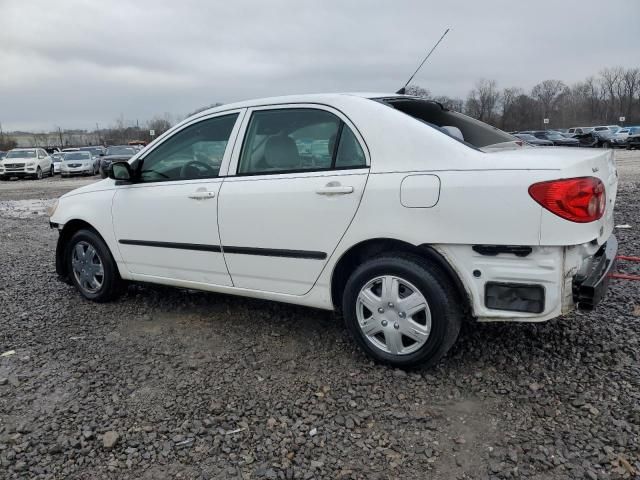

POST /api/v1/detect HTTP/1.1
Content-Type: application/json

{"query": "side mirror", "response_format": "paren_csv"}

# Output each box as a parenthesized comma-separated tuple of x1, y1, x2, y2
(108, 161, 134, 183)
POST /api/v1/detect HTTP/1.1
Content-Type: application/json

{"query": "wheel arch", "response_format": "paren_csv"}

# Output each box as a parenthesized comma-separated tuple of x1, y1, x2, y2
(55, 219, 113, 282)
(330, 238, 472, 314)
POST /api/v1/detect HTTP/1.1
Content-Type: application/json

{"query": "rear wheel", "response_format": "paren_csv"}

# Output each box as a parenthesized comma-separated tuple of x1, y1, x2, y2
(50, 165, 55, 177)
(342, 253, 463, 368)
(66, 229, 123, 302)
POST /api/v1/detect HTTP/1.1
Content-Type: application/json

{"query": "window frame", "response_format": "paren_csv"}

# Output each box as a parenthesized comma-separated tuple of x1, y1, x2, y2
(131, 109, 246, 185)
(227, 104, 370, 178)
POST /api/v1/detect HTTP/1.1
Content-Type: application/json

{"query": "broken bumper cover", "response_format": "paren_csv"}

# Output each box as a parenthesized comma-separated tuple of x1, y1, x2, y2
(572, 235, 617, 310)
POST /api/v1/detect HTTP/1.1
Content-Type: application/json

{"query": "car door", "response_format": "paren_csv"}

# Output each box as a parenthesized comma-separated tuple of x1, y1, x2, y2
(218, 105, 370, 295)
(112, 110, 244, 285)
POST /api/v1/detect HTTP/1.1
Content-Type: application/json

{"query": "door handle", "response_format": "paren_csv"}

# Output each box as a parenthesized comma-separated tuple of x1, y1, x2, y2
(316, 184, 354, 195)
(188, 190, 216, 200)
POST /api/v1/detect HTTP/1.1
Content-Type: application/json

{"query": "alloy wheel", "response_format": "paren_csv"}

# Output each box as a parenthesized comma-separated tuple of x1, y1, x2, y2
(356, 275, 432, 356)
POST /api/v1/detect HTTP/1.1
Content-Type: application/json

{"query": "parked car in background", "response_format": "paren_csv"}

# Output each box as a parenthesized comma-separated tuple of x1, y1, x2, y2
(531, 131, 580, 147)
(79, 146, 105, 157)
(60, 151, 96, 177)
(99, 145, 137, 176)
(627, 132, 640, 150)
(611, 127, 640, 147)
(574, 130, 615, 148)
(567, 127, 594, 136)
(513, 133, 553, 146)
(51, 152, 64, 174)
(0, 151, 6, 160)
(49, 92, 618, 368)
(0, 148, 53, 179)
(592, 125, 620, 134)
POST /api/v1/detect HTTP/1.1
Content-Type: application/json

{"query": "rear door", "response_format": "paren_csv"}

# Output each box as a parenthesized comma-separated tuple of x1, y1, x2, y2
(218, 105, 370, 295)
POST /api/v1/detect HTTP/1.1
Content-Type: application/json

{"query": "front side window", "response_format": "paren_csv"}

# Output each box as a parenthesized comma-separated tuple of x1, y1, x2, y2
(238, 108, 366, 175)
(139, 113, 238, 183)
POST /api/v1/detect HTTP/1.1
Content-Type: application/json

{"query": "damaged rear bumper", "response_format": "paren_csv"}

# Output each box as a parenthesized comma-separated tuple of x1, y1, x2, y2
(572, 235, 617, 310)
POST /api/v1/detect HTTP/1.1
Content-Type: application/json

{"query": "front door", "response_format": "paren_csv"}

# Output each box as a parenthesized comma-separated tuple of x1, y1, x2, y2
(218, 106, 369, 295)
(112, 112, 242, 286)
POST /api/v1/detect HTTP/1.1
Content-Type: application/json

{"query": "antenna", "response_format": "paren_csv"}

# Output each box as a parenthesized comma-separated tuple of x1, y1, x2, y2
(396, 28, 450, 95)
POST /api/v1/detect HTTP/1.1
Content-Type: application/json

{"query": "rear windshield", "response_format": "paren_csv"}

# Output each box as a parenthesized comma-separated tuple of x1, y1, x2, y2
(377, 97, 514, 149)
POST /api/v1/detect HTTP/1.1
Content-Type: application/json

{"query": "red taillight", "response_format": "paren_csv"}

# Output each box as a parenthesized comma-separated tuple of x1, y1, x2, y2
(528, 177, 606, 223)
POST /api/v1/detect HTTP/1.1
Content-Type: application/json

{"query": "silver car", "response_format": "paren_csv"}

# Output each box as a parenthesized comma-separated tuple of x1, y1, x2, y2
(60, 151, 96, 177)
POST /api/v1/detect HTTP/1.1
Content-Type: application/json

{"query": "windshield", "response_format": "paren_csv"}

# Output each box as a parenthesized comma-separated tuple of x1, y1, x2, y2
(63, 152, 92, 161)
(52, 153, 63, 162)
(106, 146, 136, 156)
(6, 150, 36, 158)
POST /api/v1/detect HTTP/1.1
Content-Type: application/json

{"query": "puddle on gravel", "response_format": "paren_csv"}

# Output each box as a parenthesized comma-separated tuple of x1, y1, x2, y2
(0, 199, 55, 218)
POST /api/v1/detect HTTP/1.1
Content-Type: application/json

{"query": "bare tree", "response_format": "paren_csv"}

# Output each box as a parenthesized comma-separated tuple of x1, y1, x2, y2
(465, 79, 500, 123)
(147, 117, 172, 137)
(404, 85, 431, 99)
(531, 79, 566, 121)
(500, 87, 522, 130)
(621, 68, 640, 116)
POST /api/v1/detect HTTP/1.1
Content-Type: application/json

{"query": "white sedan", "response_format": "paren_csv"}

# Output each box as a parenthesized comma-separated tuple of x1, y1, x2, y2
(0, 148, 53, 179)
(60, 151, 96, 177)
(49, 93, 618, 367)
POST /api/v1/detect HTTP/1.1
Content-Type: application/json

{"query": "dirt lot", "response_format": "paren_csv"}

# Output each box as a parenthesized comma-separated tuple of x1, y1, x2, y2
(0, 152, 639, 479)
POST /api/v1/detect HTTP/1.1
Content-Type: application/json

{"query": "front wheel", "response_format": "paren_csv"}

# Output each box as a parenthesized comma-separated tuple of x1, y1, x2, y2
(50, 165, 55, 177)
(342, 253, 463, 368)
(66, 229, 123, 302)
(35, 167, 43, 179)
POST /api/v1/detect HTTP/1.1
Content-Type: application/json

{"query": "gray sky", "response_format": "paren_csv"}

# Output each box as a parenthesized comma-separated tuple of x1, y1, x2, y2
(2, 0, 638, 131)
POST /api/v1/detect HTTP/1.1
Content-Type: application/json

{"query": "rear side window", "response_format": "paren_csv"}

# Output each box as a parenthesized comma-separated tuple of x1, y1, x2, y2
(238, 108, 366, 175)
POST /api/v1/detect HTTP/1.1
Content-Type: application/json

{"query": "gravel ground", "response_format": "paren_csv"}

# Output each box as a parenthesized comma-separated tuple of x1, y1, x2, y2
(0, 153, 639, 480)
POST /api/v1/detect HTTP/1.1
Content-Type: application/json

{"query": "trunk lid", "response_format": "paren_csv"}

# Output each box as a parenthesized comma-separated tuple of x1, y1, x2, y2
(485, 147, 618, 246)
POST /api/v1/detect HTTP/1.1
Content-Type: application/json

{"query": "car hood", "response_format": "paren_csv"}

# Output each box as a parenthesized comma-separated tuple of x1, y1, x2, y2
(60, 178, 114, 199)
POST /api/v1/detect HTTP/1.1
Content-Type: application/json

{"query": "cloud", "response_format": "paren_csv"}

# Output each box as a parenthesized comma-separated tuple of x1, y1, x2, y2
(1, 0, 638, 130)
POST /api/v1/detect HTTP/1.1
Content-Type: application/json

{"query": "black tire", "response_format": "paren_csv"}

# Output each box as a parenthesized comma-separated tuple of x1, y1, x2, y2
(342, 253, 463, 369)
(602, 141, 610, 149)
(66, 229, 123, 302)
(35, 167, 43, 180)
(50, 165, 55, 177)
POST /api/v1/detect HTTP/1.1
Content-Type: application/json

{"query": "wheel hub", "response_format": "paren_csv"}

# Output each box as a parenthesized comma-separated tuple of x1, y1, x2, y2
(356, 275, 432, 356)
(71, 241, 104, 294)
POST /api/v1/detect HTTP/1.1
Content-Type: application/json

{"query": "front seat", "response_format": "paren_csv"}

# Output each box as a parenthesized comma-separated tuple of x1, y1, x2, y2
(264, 135, 300, 170)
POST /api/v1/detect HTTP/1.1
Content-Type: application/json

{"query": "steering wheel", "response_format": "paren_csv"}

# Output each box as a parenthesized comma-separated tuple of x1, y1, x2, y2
(180, 160, 215, 179)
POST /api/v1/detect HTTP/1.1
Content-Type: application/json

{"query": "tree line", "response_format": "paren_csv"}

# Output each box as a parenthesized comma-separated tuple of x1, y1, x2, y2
(406, 66, 640, 131)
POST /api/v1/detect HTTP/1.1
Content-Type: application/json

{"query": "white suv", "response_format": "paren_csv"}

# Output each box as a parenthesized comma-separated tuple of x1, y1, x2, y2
(0, 148, 53, 180)
(49, 93, 618, 367)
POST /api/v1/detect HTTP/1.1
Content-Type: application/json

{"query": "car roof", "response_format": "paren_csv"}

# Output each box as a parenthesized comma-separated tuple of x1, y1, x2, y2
(192, 92, 408, 116)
